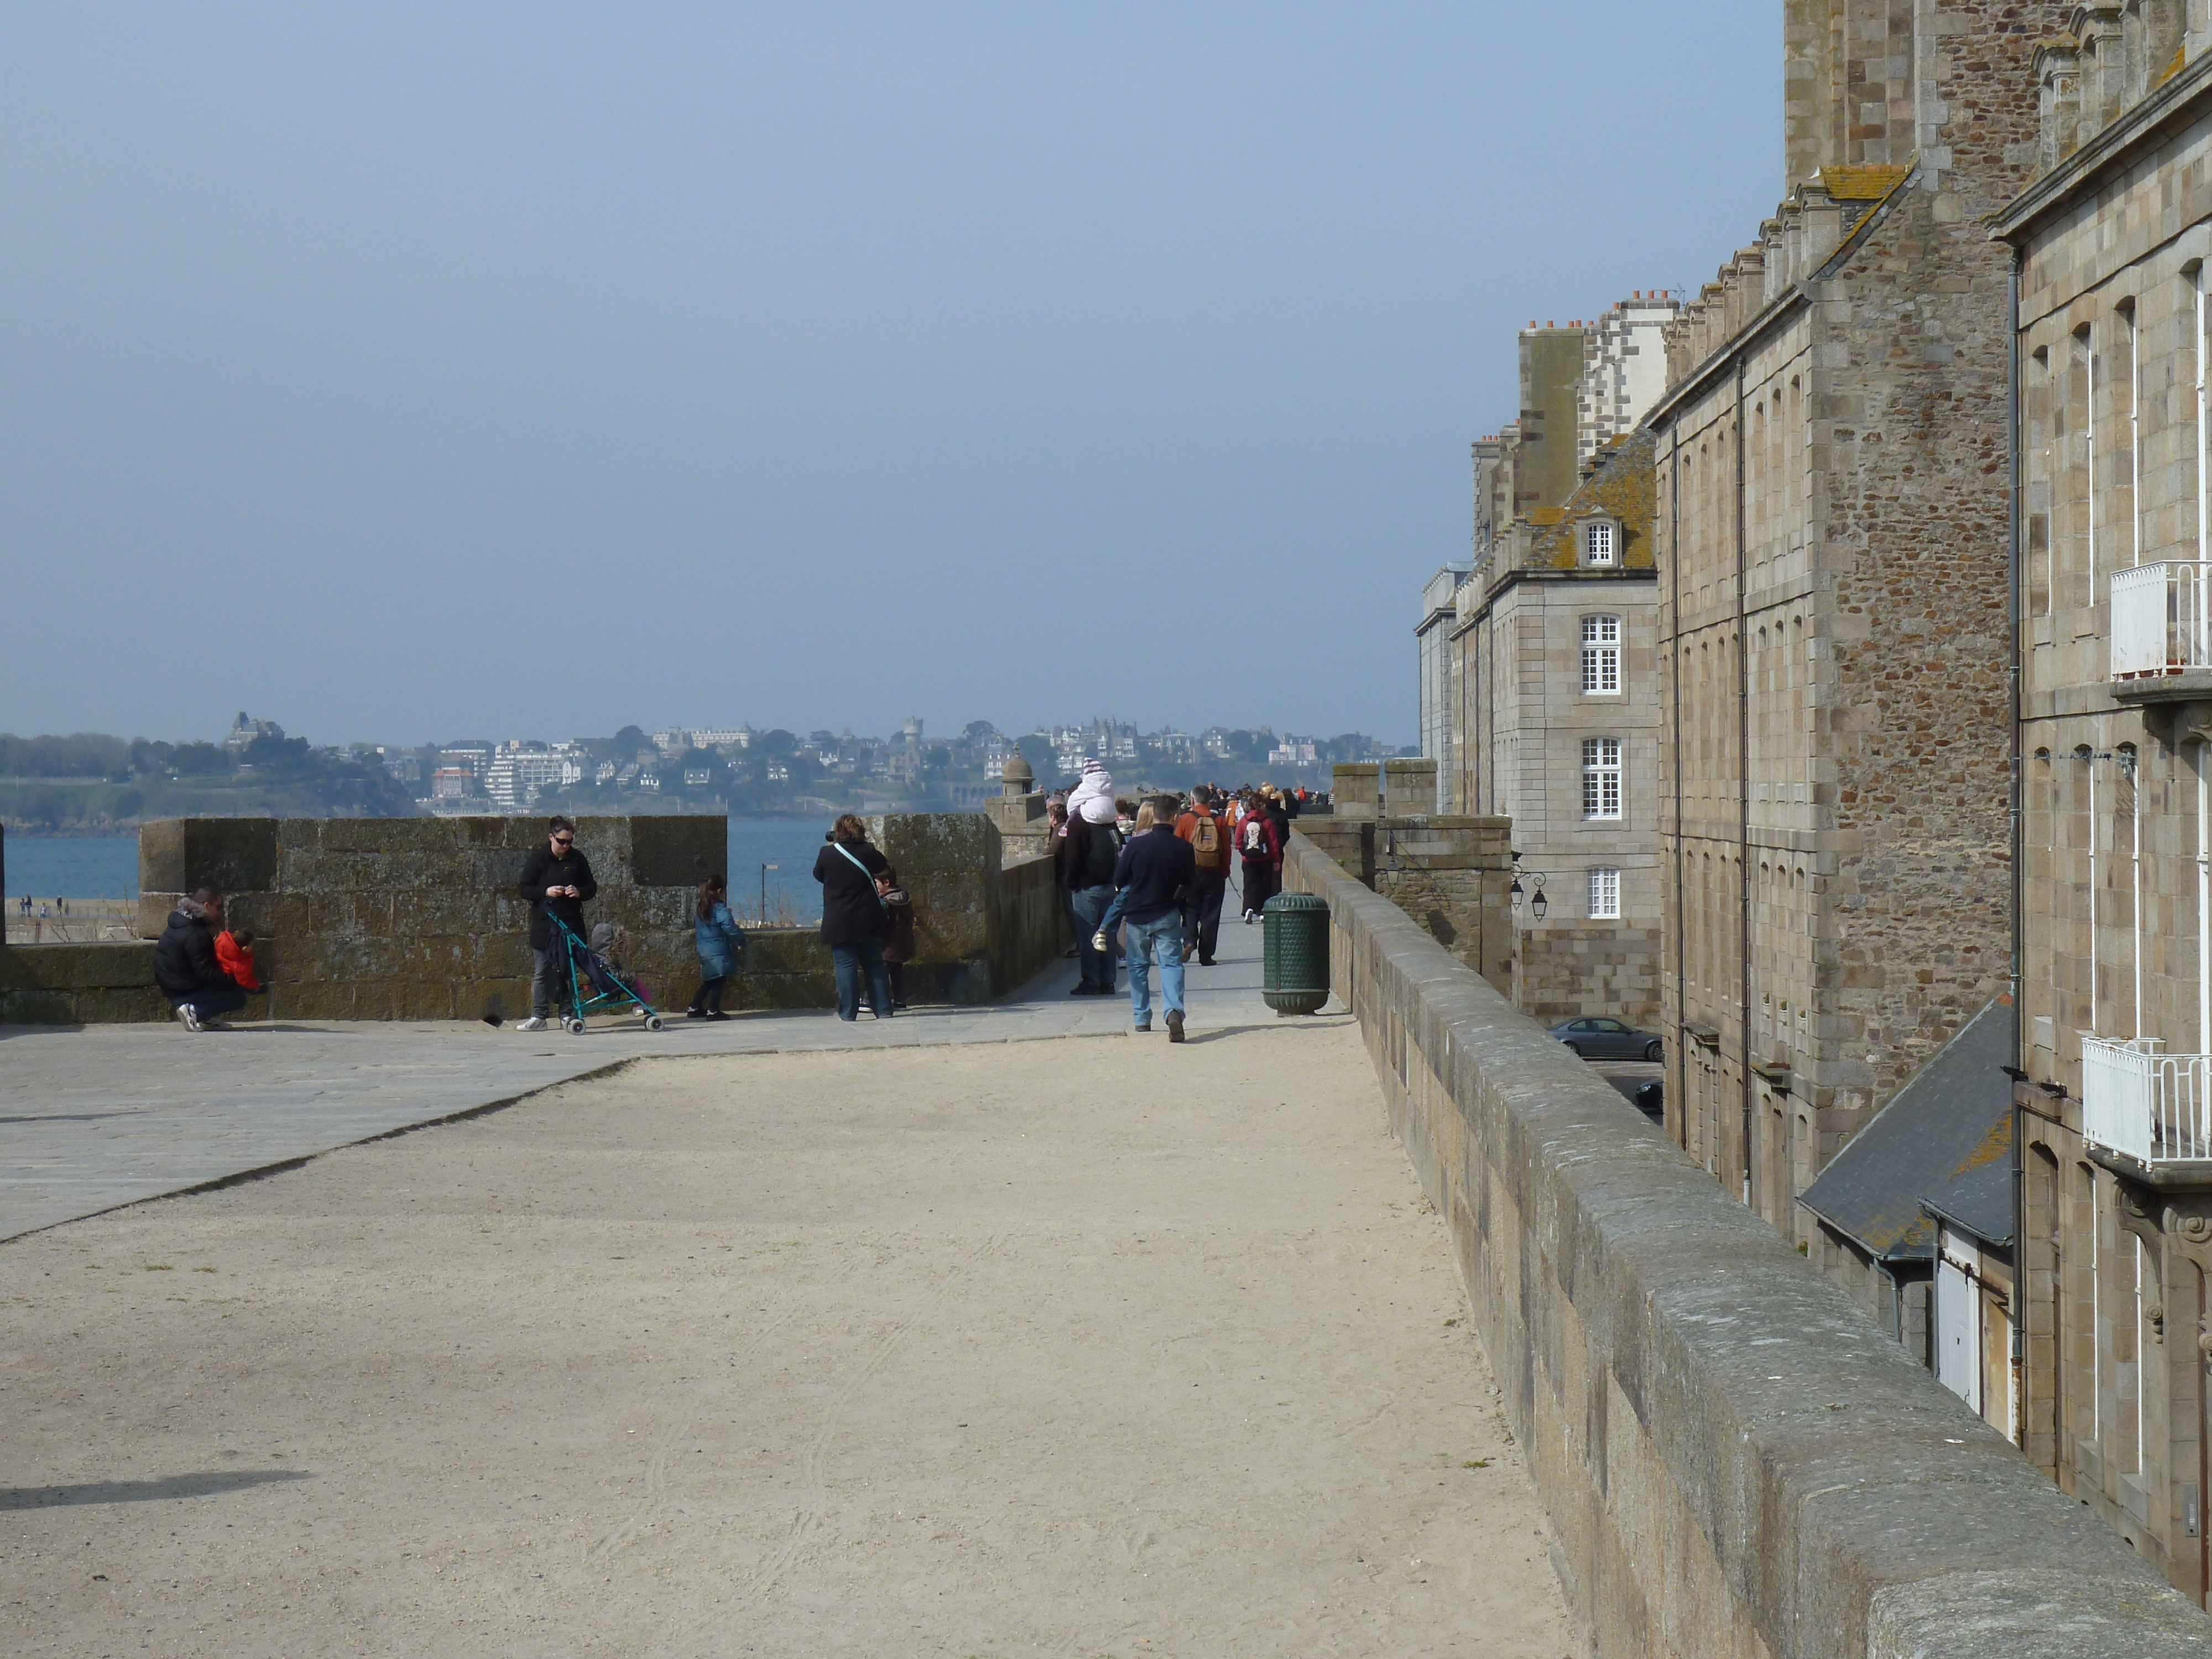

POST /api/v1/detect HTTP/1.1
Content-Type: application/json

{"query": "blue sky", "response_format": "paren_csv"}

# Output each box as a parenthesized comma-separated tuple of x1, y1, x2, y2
(2, 3, 1776, 747)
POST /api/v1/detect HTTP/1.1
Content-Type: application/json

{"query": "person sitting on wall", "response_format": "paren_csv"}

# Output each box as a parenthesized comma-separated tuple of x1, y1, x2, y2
(517, 815, 598, 1032)
(154, 887, 249, 1032)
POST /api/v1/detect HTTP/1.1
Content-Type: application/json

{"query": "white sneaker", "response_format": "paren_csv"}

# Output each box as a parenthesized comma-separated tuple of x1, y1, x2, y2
(517, 1016, 548, 1032)
(174, 1003, 203, 1032)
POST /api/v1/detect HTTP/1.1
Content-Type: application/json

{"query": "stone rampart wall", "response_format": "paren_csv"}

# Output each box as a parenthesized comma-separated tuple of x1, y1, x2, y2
(1282, 829, 2212, 1657)
(0, 813, 1062, 1024)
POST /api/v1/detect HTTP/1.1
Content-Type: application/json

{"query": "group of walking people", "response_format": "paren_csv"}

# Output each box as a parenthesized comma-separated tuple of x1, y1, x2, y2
(1051, 773, 1304, 1040)
(151, 790, 1299, 1037)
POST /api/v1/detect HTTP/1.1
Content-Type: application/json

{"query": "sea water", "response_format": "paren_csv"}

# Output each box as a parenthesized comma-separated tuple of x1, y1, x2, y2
(4, 818, 838, 922)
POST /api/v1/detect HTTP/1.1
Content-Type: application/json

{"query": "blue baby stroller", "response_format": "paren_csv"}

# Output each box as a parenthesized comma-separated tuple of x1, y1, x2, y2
(545, 913, 665, 1034)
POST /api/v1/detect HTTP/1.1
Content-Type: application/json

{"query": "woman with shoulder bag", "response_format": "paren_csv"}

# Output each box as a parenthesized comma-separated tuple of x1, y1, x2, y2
(812, 814, 894, 1021)
(687, 874, 746, 1019)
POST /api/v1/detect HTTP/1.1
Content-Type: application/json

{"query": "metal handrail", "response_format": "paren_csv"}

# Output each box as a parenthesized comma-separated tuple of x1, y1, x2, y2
(2083, 1036, 2212, 1162)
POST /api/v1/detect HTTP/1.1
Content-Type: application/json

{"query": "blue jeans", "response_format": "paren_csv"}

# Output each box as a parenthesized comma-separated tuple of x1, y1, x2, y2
(832, 938, 892, 1021)
(171, 984, 248, 1022)
(1123, 912, 1185, 1027)
(1069, 884, 1118, 989)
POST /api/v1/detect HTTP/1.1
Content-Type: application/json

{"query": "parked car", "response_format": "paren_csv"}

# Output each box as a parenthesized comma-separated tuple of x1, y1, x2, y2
(1548, 1017, 1663, 1063)
(1632, 1079, 1663, 1117)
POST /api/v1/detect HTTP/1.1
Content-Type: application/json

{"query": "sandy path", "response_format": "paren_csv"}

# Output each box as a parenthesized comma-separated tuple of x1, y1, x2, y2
(1, 1022, 1568, 1657)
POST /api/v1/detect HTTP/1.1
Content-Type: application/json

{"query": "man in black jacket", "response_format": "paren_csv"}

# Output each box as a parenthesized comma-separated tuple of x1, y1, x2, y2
(154, 888, 247, 1031)
(1112, 796, 1197, 1041)
(517, 816, 598, 1030)
(1063, 808, 1121, 996)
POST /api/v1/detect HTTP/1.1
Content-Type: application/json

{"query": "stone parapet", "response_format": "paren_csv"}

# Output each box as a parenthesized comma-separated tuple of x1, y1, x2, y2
(1282, 831, 2212, 1657)
(1288, 823, 1511, 997)
(0, 941, 168, 1025)
(3, 813, 1062, 1024)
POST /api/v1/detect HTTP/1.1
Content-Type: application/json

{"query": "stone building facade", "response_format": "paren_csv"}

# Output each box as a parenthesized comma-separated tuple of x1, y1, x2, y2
(1647, 0, 2049, 1234)
(1438, 309, 1671, 1029)
(1996, 11, 2212, 1604)
(1416, 564, 1470, 813)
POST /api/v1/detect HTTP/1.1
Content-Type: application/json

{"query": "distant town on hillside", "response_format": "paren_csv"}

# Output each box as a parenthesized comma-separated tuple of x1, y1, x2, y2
(0, 714, 1411, 832)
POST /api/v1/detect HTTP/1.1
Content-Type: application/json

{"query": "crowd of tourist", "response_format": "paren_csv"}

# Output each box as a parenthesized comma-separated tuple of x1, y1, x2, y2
(152, 786, 1310, 1036)
(1049, 773, 1306, 1041)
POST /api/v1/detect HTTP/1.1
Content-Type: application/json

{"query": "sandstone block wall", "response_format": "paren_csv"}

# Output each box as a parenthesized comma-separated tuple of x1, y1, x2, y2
(1, 813, 1062, 1024)
(1292, 821, 1512, 997)
(1284, 832, 2212, 1657)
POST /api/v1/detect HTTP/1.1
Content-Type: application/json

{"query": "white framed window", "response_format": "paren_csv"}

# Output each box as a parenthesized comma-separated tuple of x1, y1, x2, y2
(1588, 867, 1621, 920)
(1582, 737, 1621, 820)
(1583, 520, 1617, 566)
(1580, 614, 1621, 693)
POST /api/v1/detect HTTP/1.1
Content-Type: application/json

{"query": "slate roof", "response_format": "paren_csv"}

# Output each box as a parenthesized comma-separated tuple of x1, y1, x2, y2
(1921, 1156, 2015, 1251)
(1798, 998, 2016, 1261)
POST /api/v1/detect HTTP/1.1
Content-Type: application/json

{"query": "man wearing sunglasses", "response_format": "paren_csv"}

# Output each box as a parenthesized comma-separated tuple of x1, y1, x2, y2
(517, 815, 598, 1031)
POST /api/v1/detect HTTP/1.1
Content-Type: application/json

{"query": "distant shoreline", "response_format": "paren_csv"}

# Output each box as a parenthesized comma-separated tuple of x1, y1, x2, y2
(1, 810, 846, 838)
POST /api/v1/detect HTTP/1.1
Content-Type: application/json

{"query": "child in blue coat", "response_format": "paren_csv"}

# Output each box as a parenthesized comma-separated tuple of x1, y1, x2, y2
(687, 874, 747, 1019)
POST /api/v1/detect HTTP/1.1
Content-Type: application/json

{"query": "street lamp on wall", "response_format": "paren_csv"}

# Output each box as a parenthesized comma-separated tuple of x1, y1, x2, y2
(1510, 853, 1547, 921)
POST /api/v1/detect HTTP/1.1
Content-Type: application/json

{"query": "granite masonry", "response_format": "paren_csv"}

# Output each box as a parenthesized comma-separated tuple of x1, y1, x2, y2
(0, 813, 1062, 1024)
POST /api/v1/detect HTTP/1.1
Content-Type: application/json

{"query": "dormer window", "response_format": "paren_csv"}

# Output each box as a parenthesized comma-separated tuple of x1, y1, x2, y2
(1581, 518, 1618, 567)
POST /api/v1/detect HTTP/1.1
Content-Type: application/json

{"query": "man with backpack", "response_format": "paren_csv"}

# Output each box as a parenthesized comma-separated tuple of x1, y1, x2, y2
(1175, 786, 1234, 966)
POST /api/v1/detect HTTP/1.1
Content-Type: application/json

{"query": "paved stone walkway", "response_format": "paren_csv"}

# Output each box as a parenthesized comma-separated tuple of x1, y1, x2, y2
(0, 1006, 1569, 1656)
(0, 913, 1295, 1241)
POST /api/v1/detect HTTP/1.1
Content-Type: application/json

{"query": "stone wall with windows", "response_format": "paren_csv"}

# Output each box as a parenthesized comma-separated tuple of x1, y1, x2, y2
(1446, 426, 1663, 1029)
(1997, 39, 2212, 1604)
(1651, 0, 2043, 1239)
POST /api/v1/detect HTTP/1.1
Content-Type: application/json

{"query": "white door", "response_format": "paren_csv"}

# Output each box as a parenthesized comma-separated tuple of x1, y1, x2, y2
(1936, 1254, 1981, 1415)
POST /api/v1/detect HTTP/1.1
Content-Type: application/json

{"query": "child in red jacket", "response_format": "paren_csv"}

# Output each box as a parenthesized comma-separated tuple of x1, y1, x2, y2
(215, 927, 264, 993)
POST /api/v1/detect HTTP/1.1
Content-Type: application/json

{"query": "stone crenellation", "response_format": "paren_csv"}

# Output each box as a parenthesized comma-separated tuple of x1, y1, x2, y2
(0, 813, 1062, 1024)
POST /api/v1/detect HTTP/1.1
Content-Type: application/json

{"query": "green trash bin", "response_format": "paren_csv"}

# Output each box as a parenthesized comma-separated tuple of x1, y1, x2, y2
(1262, 891, 1331, 1016)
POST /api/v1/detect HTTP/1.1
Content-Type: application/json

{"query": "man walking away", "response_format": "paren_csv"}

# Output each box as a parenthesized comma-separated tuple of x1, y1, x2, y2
(1237, 794, 1279, 922)
(517, 815, 597, 1031)
(1112, 795, 1197, 1041)
(1175, 786, 1233, 966)
(154, 888, 248, 1031)
(1063, 801, 1121, 995)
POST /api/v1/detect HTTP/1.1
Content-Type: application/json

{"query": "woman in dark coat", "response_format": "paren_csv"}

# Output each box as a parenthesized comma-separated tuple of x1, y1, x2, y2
(812, 813, 893, 1021)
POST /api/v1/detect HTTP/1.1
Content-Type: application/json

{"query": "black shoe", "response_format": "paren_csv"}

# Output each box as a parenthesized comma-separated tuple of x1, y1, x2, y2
(1198, 957, 1215, 967)
(685, 1008, 707, 1019)
(1166, 1009, 1186, 1043)
(707, 1009, 731, 1021)
(1070, 982, 1092, 995)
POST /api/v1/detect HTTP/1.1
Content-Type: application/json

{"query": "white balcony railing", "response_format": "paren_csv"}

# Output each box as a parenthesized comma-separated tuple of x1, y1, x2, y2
(2111, 561, 2212, 679)
(2081, 1037, 2212, 1165)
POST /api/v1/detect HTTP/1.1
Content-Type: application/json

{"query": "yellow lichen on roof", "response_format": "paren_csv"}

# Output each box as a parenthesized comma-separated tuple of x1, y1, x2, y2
(1817, 164, 1911, 201)
(1526, 507, 1564, 527)
(1533, 427, 1658, 571)
(2161, 40, 2187, 86)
